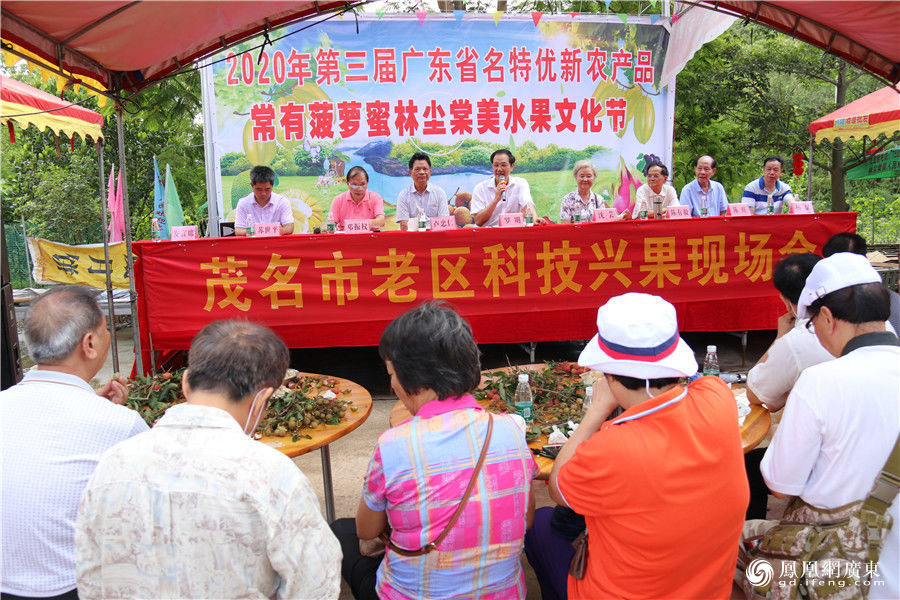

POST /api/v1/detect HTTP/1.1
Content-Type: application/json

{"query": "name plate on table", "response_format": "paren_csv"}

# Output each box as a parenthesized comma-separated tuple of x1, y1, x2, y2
(726, 203, 752, 217)
(344, 219, 371, 233)
(499, 213, 524, 227)
(665, 205, 691, 219)
(253, 222, 281, 237)
(789, 201, 814, 214)
(592, 208, 618, 222)
(430, 216, 455, 231)
(170, 225, 198, 240)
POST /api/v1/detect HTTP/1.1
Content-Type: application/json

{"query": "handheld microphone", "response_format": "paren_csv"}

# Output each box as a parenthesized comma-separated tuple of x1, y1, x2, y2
(498, 175, 507, 201)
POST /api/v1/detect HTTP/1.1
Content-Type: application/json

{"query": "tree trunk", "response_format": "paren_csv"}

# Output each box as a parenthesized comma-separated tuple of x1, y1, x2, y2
(830, 63, 849, 212)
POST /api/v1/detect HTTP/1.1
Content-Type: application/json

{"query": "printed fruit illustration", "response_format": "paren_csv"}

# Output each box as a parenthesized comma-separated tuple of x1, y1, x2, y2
(243, 120, 276, 166)
(592, 79, 619, 107)
(633, 95, 655, 144)
(230, 168, 254, 211)
(291, 82, 330, 105)
(281, 188, 324, 233)
(612, 157, 642, 213)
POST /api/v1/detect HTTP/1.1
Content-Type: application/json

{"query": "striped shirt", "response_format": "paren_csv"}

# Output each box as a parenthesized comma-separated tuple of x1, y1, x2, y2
(363, 395, 537, 599)
(741, 177, 794, 214)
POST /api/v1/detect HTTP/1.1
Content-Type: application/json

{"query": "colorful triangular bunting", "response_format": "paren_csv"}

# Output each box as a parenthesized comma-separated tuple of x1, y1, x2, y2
(531, 11, 543, 26)
(453, 9, 464, 22)
(492, 11, 504, 25)
(617, 13, 628, 24)
(416, 10, 426, 25)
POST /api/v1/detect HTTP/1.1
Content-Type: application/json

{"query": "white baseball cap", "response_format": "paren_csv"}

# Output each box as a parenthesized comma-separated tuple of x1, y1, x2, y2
(578, 293, 698, 379)
(797, 252, 882, 319)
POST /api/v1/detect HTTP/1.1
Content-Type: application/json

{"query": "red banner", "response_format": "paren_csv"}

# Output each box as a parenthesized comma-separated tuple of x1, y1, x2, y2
(134, 213, 855, 368)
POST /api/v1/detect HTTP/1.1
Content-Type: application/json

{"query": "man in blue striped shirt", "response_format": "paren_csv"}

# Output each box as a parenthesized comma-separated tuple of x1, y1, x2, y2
(741, 156, 794, 214)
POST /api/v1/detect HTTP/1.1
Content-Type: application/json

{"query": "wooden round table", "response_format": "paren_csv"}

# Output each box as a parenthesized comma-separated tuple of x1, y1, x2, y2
(259, 372, 372, 522)
(389, 364, 771, 480)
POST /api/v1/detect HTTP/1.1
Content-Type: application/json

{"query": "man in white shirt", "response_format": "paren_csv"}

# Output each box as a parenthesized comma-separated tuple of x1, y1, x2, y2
(470, 149, 537, 227)
(747, 253, 829, 412)
(76, 320, 341, 600)
(624, 162, 679, 219)
(395, 152, 449, 230)
(1, 286, 148, 600)
(234, 165, 294, 235)
(759, 253, 899, 598)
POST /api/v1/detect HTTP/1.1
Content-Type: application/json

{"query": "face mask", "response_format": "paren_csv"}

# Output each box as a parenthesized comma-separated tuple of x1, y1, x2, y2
(243, 390, 267, 437)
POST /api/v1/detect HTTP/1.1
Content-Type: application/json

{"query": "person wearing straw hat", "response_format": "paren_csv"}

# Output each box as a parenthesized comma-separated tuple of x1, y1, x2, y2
(752, 252, 899, 598)
(527, 293, 748, 600)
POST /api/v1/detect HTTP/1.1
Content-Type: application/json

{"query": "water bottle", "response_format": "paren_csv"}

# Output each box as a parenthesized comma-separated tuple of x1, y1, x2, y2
(703, 345, 720, 377)
(766, 194, 774, 214)
(582, 385, 593, 416)
(417, 209, 428, 232)
(700, 194, 708, 217)
(246, 214, 255, 236)
(151, 217, 161, 242)
(514, 373, 534, 426)
(326, 216, 336, 233)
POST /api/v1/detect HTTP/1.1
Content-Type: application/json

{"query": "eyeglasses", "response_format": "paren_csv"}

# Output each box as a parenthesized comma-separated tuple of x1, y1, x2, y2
(805, 314, 817, 333)
(348, 183, 367, 190)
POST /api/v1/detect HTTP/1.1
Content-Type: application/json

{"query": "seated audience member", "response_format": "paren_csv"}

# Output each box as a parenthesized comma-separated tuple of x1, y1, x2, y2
(75, 321, 340, 600)
(528, 293, 748, 600)
(471, 149, 538, 226)
(559, 160, 605, 223)
(823, 231, 900, 334)
(332, 302, 537, 600)
(747, 253, 828, 411)
(1, 286, 148, 600)
(395, 152, 448, 230)
(750, 252, 899, 598)
(622, 162, 679, 219)
(679, 155, 729, 216)
(741, 156, 794, 214)
(328, 166, 386, 230)
(235, 165, 294, 235)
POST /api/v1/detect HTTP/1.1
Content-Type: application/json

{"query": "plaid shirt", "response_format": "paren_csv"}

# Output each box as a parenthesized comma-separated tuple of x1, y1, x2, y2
(363, 395, 537, 600)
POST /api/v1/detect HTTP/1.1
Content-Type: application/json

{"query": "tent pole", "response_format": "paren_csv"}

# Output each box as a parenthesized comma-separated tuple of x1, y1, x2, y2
(115, 106, 143, 376)
(807, 137, 814, 203)
(95, 140, 119, 373)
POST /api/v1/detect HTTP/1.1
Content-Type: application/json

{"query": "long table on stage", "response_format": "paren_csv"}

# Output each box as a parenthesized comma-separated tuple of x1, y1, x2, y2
(133, 213, 854, 370)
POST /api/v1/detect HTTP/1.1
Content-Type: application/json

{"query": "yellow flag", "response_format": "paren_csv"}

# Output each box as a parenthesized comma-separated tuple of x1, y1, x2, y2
(492, 11, 504, 25)
(26, 238, 129, 288)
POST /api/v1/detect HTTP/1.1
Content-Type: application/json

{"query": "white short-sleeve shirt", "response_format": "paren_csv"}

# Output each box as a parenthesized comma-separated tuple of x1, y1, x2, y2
(470, 176, 534, 227)
(761, 335, 900, 599)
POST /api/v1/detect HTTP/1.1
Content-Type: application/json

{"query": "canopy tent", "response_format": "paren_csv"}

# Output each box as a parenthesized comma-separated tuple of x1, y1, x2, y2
(1, 1, 366, 375)
(0, 74, 122, 371)
(0, 74, 103, 141)
(687, 1, 900, 85)
(808, 83, 900, 143)
(1, 1, 365, 97)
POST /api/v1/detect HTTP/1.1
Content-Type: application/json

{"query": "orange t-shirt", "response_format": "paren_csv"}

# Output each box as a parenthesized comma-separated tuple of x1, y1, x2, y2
(557, 377, 749, 599)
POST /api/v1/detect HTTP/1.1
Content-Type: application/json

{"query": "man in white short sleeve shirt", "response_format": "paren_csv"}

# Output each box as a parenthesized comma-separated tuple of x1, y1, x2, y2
(395, 152, 448, 230)
(234, 165, 294, 235)
(760, 253, 899, 599)
(470, 149, 537, 227)
(1, 286, 148, 600)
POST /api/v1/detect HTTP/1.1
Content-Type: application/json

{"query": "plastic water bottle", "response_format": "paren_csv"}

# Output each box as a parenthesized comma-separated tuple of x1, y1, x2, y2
(703, 345, 720, 377)
(514, 373, 534, 426)
(151, 217, 161, 242)
(700, 195, 708, 217)
(417, 209, 428, 232)
(766, 194, 774, 214)
(582, 385, 593, 416)
(246, 214, 255, 236)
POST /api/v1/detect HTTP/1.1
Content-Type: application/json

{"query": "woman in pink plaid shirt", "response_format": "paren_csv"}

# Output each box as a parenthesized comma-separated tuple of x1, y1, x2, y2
(331, 302, 538, 600)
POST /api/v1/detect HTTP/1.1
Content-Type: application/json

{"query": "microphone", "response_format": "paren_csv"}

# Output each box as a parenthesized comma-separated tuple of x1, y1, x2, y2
(498, 175, 507, 201)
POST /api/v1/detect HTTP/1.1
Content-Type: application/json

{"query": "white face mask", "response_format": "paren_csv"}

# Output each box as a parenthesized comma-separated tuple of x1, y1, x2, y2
(243, 390, 267, 437)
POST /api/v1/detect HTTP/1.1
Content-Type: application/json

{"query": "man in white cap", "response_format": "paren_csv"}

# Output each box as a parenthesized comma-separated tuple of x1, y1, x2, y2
(755, 252, 899, 598)
(527, 293, 748, 600)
